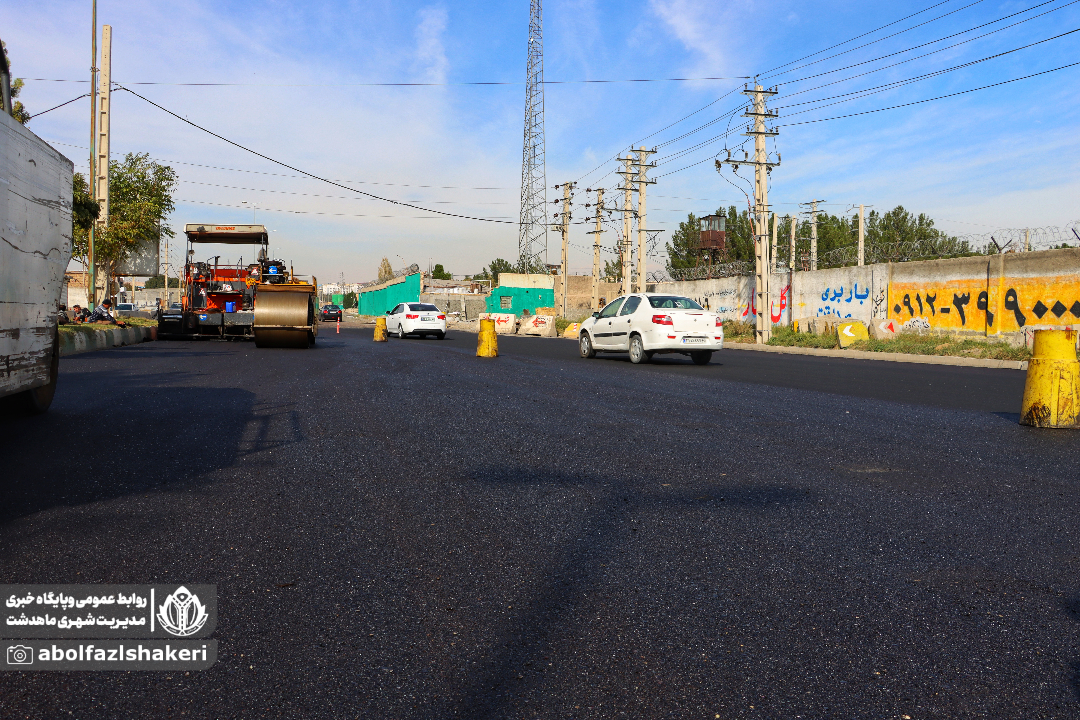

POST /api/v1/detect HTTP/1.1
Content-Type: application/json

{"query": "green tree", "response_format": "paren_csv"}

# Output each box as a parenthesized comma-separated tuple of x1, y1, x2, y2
(143, 275, 180, 289)
(343, 291, 358, 308)
(473, 258, 516, 286)
(377, 257, 394, 282)
(72, 173, 100, 234)
(1, 41, 30, 125)
(431, 263, 452, 280)
(71, 153, 176, 289)
(603, 256, 622, 282)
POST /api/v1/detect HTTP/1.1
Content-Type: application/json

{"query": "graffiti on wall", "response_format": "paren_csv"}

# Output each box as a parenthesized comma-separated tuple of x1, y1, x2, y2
(888, 276, 1080, 332)
(815, 283, 870, 319)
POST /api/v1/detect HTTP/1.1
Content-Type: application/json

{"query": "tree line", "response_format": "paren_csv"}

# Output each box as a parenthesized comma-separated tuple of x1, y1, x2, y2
(665, 205, 978, 274)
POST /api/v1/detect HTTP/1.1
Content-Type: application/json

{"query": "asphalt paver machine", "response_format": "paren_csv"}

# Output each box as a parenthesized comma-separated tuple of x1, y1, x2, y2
(160, 224, 318, 347)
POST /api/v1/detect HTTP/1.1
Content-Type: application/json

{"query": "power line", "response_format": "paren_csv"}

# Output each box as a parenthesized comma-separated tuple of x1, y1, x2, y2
(28, 93, 89, 119)
(24, 75, 753, 87)
(778, 0, 1080, 96)
(115, 84, 516, 225)
(48, 140, 513, 190)
(775, 27, 1080, 117)
(178, 179, 513, 206)
(762, 0, 992, 81)
(758, 0, 964, 76)
(775, 60, 1080, 128)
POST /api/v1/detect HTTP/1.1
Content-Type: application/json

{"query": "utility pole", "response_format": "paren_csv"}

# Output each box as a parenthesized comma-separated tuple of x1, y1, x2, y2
(788, 214, 796, 271)
(858, 204, 865, 266)
(94, 25, 112, 303)
(87, 2, 98, 309)
(771, 213, 778, 273)
(803, 199, 825, 271)
(715, 82, 779, 343)
(587, 188, 604, 310)
(1024, 228, 1030, 252)
(617, 155, 635, 296)
(555, 182, 575, 317)
(633, 146, 656, 293)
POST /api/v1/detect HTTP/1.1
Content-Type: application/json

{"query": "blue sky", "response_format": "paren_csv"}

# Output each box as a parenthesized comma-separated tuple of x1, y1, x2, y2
(5, 0, 1079, 280)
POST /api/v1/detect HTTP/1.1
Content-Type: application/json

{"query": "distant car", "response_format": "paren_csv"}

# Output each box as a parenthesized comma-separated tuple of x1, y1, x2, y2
(385, 303, 446, 339)
(157, 303, 185, 336)
(115, 303, 136, 314)
(320, 304, 343, 322)
(577, 293, 723, 365)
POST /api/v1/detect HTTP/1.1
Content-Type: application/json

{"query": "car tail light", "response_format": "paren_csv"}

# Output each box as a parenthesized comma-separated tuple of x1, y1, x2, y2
(406, 314, 418, 319)
(716, 317, 723, 327)
(652, 314, 673, 326)
(437, 314, 445, 320)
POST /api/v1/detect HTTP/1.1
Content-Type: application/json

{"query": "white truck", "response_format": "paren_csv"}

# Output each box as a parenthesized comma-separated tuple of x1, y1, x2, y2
(0, 53, 74, 413)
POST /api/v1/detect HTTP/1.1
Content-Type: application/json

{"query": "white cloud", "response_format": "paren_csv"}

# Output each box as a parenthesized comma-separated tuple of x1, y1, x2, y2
(414, 5, 449, 84)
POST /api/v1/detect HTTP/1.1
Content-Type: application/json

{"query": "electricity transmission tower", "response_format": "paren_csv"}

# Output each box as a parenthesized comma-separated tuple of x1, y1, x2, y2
(517, 0, 548, 274)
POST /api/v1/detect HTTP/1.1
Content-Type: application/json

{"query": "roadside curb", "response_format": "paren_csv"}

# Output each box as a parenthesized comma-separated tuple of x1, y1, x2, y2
(722, 342, 1029, 370)
(60, 327, 157, 357)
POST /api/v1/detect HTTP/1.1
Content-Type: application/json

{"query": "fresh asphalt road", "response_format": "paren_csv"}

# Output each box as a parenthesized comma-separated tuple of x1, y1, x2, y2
(1, 328, 1077, 719)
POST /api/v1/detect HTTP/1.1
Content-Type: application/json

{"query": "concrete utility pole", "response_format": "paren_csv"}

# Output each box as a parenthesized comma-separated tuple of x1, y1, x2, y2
(858, 204, 865, 266)
(771, 213, 778, 273)
(715, 83, 780, 343)
(805, 199, 825, 271)
(633, 146, 656, 293)
(745, 83, 778, 343)
(557, 182, 575, 317)
(788, 214, 796, 271)
(617, 155, 635, 296)
(87, 2, 98, 309)
(95, 25, 112, 224)
(1024, 228, 1031, 252)
(93, 24, 113, 303)
(587, 188, 604, 310)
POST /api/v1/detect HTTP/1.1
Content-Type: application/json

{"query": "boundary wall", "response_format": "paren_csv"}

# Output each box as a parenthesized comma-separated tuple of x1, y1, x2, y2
(487, 274, 554, 316)
(654, 248, 1080, 341)
(359, 273, 422, 316)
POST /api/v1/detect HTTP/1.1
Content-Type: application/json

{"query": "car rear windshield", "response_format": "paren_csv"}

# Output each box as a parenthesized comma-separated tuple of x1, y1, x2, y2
(648, 296, 703, 310)
(409, 304, 440, 311)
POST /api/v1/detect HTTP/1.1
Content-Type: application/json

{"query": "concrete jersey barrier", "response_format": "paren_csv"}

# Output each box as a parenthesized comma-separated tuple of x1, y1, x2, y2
(518, 315, 557, 337)
(478, 312, 518, 334)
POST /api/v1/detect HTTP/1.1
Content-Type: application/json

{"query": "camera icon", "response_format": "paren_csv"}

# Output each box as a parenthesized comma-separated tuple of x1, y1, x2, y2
(7, 645, 34, 665)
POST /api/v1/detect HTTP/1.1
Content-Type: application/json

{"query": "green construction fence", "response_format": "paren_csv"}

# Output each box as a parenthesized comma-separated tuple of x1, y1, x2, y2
(485, 286, 555, 316)
(359, 273, 423, 316)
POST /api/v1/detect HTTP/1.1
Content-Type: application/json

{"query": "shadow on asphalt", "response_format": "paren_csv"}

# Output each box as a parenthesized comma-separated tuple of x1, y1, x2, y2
(440, 467, 809, 719)
(0, 380, 257, 523)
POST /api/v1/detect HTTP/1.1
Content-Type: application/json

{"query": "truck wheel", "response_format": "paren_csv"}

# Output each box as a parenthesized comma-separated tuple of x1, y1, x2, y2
(23, 328, 60, 414)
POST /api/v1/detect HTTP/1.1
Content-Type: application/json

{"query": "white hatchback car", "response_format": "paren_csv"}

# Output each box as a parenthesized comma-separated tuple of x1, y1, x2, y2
(578, 293, 724, 364)
(385, 302, 447, 339)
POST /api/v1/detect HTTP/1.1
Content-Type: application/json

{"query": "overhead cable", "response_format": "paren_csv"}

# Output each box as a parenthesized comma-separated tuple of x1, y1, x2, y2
(115, 84, 515, 225)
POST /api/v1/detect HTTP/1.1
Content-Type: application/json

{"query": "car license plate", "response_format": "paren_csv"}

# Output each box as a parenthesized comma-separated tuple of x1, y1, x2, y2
(422, 316, 435, 321)
(682, 336, 706, 344)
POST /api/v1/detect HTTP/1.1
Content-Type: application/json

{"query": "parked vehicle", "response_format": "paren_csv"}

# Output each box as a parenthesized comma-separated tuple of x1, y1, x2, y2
(319, 304, 343, 322)
(577, 293, 724, 365)
(0, 56, 73, 413)
(385, 303, 446, 339)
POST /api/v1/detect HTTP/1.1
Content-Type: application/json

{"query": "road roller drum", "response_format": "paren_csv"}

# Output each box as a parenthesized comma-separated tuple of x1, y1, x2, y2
(253, 286, 318, 348)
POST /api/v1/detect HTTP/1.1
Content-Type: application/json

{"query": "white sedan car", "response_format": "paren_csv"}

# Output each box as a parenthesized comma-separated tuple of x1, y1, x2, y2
(578, 293, 724, 364)
(385, 302, 446, 339)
